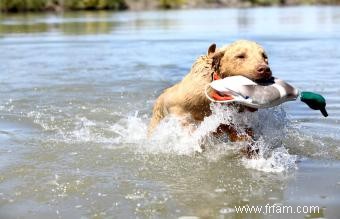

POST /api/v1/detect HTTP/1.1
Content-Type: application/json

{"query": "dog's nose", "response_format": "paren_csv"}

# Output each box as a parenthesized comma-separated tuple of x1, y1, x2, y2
(257, 65, 272, 78)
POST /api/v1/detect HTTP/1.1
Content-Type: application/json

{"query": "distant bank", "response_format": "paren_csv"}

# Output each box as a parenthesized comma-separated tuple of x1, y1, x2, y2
(0, 0, 339, 13)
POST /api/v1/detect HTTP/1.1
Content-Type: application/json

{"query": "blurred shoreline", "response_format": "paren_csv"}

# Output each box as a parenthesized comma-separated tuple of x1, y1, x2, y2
(0, 0, 340, 13)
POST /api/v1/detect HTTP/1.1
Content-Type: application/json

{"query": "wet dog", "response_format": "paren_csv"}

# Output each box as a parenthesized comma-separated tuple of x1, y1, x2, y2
(149, 40, 272, 157)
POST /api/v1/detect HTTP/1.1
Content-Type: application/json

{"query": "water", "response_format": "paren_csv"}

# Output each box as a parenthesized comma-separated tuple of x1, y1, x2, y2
(0, 6, 340, 219)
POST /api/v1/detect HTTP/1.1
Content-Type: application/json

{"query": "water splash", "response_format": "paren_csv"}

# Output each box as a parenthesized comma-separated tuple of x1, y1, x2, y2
(111, 103, 297, 172)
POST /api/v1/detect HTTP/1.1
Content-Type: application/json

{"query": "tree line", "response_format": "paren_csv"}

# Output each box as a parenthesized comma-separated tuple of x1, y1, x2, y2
(0, 0, 339, 13)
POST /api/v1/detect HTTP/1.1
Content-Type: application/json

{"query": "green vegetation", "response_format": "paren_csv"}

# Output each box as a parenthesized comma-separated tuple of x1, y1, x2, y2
(0, 0, 127, 12)
(1, 0, 340, 13)
(0, 0, 46, 12)
(249, 0, 280, 6)
(159, 0, 186, 9)
(63, 0, 127, 10)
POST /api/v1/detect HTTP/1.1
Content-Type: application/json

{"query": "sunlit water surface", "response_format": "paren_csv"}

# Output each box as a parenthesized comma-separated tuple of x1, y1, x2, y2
(0, 6, 340, 219)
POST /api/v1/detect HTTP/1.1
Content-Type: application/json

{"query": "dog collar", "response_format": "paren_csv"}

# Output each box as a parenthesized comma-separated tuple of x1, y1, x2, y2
(212, 72, 221, 81)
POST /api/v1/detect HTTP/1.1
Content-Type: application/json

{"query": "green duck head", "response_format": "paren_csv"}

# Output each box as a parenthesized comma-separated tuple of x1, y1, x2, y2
(300, 91, 328, 117)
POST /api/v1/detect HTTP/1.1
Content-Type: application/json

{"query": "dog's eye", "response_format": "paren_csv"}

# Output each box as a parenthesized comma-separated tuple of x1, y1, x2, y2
(236, 53, 246, 59)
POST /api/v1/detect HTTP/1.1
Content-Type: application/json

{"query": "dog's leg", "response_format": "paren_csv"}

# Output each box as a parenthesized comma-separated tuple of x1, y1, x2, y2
(214, 124, 258, 158)
(148, 97, 166, 136)
(148, 115, 162, 137)
(213, 124, 252, 141)
(148, 102, 197, 137)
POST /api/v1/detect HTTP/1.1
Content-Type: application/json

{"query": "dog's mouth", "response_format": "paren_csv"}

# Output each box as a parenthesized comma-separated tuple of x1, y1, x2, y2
(254, 76, 275, 85)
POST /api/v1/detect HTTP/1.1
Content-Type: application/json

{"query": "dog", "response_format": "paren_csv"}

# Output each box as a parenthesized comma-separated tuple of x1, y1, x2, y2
(148, 40, 272, 156)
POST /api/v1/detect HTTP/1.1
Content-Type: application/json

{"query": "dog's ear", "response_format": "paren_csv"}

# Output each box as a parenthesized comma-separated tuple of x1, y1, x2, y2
(211, 51, 224, 71)
(207, 43, 216, 57)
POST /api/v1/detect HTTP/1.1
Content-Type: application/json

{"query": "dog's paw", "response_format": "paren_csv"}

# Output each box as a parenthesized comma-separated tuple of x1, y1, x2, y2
(240, 142, 259, 159)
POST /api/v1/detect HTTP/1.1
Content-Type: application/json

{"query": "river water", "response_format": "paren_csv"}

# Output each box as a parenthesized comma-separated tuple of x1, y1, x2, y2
(0, 6, 340, 219)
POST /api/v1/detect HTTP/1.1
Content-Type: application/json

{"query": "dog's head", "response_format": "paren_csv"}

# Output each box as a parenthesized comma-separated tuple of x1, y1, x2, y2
(208, 40, 272, 81)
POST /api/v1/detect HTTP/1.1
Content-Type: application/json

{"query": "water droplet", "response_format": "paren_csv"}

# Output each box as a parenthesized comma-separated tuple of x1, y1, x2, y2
(214, 188, 226, 193)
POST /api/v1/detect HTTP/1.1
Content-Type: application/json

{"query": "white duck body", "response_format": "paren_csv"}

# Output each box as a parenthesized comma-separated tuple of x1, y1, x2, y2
(207, 76, 299, 109)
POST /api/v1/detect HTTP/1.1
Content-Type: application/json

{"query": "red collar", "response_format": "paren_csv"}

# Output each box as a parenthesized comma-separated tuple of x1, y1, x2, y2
(213, 72, 221, 81)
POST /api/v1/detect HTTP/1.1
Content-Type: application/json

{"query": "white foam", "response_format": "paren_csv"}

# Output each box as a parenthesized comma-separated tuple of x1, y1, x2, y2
(109, 103, 297, 172)
(110, 112, 148, 144)
(241, 145, 297, 173)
